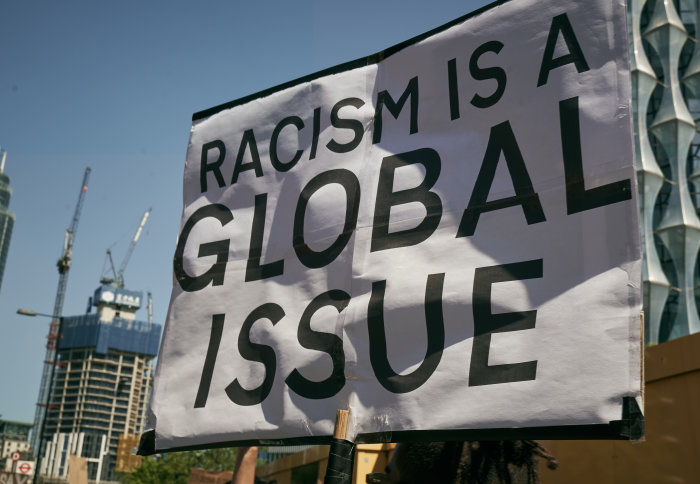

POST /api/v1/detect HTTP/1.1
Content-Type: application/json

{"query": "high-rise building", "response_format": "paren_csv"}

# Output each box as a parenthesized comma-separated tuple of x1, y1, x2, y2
(630, 0, 700, 343)
(0, 147, 15, 294)
(38, 284, 161, 482)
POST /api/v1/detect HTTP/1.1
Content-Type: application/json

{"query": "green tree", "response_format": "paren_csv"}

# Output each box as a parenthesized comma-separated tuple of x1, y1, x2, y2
(120, 448, 238, 484)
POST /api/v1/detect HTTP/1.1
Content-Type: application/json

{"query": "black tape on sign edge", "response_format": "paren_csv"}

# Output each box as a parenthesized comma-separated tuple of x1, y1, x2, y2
(357, 396, 645, 443)
(138, 397, 644, 454)
(137, 429, 155, 456)
(618, 396, 645, 441)
(324, 438, 356, 484)
(137, 432, 334, 456)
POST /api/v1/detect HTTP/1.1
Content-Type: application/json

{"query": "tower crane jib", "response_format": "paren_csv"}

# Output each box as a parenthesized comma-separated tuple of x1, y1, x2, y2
(100, 208, 151, 289)
(118, 208, 151, 287)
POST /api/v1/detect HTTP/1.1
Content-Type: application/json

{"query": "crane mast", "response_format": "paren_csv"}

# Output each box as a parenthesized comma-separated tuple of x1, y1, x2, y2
(30, 167, 91, 457)
(147, 291, 153, 324)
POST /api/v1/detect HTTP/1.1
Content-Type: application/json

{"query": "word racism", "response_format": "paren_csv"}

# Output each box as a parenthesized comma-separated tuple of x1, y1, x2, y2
(175, 13, 632, 407)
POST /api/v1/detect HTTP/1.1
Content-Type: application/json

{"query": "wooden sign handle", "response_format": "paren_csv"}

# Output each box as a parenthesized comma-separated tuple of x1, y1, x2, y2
(333, 409, 350, 439)
(324, 409, 355, 484)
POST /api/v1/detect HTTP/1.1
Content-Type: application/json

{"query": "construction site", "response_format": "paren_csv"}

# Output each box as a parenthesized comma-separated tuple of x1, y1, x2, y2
(18, 169, 162, 483)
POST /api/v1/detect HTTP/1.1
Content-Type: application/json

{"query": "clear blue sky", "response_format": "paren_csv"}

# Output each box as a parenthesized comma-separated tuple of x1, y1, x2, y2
(0, 0, 492, 423)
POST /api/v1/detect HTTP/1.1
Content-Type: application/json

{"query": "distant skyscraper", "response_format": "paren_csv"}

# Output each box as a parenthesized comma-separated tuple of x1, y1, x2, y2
(0, 147, 15, 294)
(38, 284, 161, 482)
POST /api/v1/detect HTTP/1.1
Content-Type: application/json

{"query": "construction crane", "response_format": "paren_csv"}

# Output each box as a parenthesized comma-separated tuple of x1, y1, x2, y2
(30, 167, 91, 457)
(147, 291, 153, 324)
(100, 208, 151, 288)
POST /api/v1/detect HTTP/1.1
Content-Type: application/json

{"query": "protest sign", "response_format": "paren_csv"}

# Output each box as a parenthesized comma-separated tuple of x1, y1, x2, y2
(144, 0, 642, 453)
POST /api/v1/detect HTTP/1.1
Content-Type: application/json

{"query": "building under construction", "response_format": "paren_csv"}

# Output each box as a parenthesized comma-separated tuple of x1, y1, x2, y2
(38, 284, 161, 482)
(26, 172, 161, 483)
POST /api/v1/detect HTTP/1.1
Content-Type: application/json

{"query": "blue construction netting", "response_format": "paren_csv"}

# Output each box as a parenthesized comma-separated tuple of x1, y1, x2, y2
(59, 314, 162, 356)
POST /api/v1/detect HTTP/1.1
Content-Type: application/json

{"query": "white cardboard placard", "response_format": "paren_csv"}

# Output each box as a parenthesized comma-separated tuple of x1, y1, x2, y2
(147, 0, 642, 451)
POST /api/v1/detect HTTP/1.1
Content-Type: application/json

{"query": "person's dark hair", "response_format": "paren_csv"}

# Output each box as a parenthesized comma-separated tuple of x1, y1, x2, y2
(385, 440, 557, 484)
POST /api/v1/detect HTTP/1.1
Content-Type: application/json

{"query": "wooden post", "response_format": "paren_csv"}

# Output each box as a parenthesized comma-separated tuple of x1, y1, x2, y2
(333, 409, 350, 440)
(324, 410, 355, 484)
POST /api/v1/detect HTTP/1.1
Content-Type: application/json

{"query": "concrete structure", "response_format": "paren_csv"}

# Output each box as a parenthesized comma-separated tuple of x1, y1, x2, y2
(40, 432, 107, 482)
(0, 419, 32, 462)
(38, 284, 161, 482)
(0, 147, 15, 294)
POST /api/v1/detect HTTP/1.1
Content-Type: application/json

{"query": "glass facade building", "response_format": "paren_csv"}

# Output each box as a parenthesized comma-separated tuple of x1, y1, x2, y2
(630, 0, 700, 343)
(0, 148, 15, 294)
